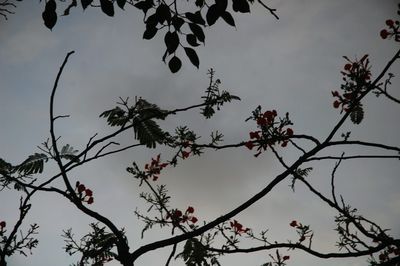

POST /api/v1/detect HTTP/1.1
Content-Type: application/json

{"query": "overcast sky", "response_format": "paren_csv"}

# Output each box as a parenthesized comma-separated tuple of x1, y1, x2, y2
(0, 1, 399, 266)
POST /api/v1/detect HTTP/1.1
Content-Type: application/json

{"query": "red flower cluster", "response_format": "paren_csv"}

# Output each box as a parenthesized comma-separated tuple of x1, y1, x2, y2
(332, 55, 371, 112)
(144, 154, 169, 181)
(377, 245, 400, 263)
(289, 220, 311, 243)
(230, 220, 250, 235)
(75, 181, 94, 205)
(245, 109, 294, 156)
(380, 19, 400, 41)
(166, 206, 198, 225)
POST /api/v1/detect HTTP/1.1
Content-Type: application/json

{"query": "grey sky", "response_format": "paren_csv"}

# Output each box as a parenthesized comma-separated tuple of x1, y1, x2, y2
(0, 1, 399, 266)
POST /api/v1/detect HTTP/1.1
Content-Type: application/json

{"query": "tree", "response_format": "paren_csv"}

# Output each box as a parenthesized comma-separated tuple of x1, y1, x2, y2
(0, 1, 399, 266)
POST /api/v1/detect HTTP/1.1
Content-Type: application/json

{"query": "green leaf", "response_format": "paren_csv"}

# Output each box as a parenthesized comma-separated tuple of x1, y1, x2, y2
(350, 104, 364, 124)
(100, 0, 114, 17)
(100, 106, 129, 127)
(184, 47, 199, 68)
(168, 56, 182, 73)
(60, 144, 80, 162)
(133, 118, 166, 148)
(15, 153, 48, 175)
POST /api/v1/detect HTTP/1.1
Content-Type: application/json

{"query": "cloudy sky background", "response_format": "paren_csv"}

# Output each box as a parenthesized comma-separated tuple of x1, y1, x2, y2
(0, 1, 399, 265)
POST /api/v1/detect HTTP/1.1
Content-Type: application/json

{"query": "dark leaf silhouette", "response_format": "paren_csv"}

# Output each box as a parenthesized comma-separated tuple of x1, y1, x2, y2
(216, 0, 228, 11)
(172, 15, 185, 31)
(184, 47, 199, 68)
(63, 0, 77, 16)
(81, 0, 93, 10)
(100, 0, 114, 17)
(134, 0, 153, 15)
(169, 56, 182, 73)
(189, 23, 205, 43)
(232, 0, 250, 13)
(185, 11, 206, 26)
(221, 11, 235, 27)
(143, 26, 158, 40)
(186, 34, 200, 47)
(195, 0, 204, 7)
(156, 4, 171, 24)
(206, 4, 220, 26)
(116, 0, 126, 9)
(42, 0, 57, 30)
(164, 31, 179, 54)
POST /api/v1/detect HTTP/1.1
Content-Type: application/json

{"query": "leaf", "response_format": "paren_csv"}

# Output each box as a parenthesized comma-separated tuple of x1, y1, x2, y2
(134, 0, 153, 14)
(164, 31, 179, 54)
(189, 23, 205, 43)
(100, 0, 114, 17)
(143, 26, 158, 40)
(63, 0, 77, 16)
(42, 0, 57, 30)
(185, 11, 206, 25)
(232, 0, 250, 13)
(0, 158, 12, 176)
(169, 56, 182, 73)
(15, 153, 48, 175)
(60, 144, 80, 162)
(116, 0, 126, 9)
(221, 11, 235, 27)
(100, 106, 129, 127)
(206, 4, 220, 26)
(172, 15, 185, 31)
(350, 104, 364, 124)
(133, 118, 166, 148)
(184, 47, 199, 68)
(186, 34, 200, 47)
(195, 0, 204, 7)
(216, 0, 228, 11)
(156, 4, 171, 24)
(81, 0, 93, 9)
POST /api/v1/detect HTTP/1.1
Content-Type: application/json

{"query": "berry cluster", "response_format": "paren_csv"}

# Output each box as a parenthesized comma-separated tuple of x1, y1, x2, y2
(144, 154, 169, 181)
(230, 220, 250, 235)
(166, 206, 198, 226)
(332, 54, 371, 112)
(75, 181, 94, 205)
(245, 107, 294, 157)
(380, 18, 400, 41)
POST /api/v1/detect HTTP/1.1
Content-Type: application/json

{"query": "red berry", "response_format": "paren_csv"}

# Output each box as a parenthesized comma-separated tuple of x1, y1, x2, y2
(286, 128, 294, 136)
(333, 100, 340, 109)
(386, 19, 394, 27)
(191, 217, 198, 223)
(244, 141, 254, 150)
(77, 184, 86, 193)
(85, 189, 93, 197)
(87, 197, 94, 204)
(344, 63, 352, 71)
(380, 29, 389, 39)
(186, 206, 194, 213)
